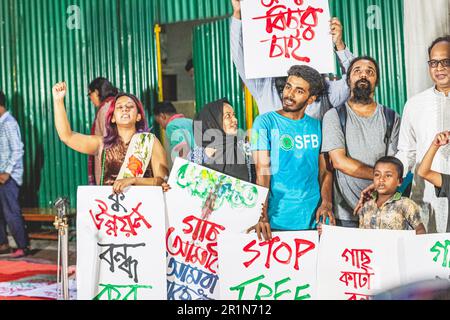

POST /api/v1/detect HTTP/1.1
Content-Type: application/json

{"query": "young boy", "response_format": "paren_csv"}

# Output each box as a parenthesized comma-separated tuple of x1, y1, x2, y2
(356, 156, 426, 235)
(418, 131, 450, 232)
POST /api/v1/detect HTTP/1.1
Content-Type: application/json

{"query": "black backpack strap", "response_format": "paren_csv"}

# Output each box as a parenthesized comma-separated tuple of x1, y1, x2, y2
(382, 106, 396, 156)
(336, 104, 348, 155)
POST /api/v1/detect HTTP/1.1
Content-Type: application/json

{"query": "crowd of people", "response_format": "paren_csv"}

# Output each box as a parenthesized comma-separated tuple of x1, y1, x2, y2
(0, 0, 449, 258)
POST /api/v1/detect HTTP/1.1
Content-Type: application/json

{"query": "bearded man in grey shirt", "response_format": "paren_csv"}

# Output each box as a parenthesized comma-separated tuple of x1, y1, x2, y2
(321, 56, 402, 227)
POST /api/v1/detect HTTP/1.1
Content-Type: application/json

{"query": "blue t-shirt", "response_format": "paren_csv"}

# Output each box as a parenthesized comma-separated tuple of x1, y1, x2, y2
(251, 112, 322, 230)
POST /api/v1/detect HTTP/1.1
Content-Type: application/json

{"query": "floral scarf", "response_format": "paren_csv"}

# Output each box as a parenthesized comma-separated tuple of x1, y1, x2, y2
(116, 133, 155, 180)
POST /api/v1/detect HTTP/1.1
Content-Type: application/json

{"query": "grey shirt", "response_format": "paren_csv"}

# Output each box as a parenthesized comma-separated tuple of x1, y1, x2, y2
(322, 103, 401, 221)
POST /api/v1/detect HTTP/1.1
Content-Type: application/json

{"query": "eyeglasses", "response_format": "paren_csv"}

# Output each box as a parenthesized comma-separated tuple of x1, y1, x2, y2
(428, 59, 450, 68)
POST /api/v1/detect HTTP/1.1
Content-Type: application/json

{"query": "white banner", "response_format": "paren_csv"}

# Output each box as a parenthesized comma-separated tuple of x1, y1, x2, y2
(77, 187, 167, 300)
(317, 225, 415, 300)
(241, 0, 336, 79)
(405, 233, 450, 283)
(218, 231, 319, 300)
(165, 158, 269, 300)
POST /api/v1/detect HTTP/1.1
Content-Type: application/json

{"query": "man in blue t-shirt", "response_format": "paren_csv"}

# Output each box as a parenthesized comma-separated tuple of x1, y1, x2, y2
(251, 65, 335, 240)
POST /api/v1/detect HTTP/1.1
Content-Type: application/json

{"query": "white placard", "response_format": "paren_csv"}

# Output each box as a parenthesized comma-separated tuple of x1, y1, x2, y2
(218, 231, 319, 300)
(317, 225, 415, 300)
(77, 186, 167, 300)
(405, 234, 450, 283)
(165, 158, 269, 300)
(241, 0, 336, 79)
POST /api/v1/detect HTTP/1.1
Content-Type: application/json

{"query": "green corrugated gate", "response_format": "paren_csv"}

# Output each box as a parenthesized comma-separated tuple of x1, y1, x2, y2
(0, 0, 407, 209)
(156, 0, 231, 24)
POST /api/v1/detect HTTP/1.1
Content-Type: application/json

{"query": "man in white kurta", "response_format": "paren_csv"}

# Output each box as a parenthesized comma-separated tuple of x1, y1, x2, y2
(396, 36, 450, 233)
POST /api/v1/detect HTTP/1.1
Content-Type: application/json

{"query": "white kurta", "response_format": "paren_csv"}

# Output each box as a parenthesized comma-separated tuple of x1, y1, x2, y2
(396, 87, 450, 233)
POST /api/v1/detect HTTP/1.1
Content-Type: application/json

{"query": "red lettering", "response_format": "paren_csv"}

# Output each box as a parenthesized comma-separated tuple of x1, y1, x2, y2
(166, 223, 221, 274)
(243, 240, 261, 268)
(294, 239, 316, 270)
(261, 0, 279, 8)
(273, 241, 293, 265)
(243, 237, 315, 270)
(253, 1, 324, 63)
(260, 236, 281, 268)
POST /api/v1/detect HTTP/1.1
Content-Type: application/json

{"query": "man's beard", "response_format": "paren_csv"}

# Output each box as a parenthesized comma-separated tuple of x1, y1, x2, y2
(282, 98, 308, 113)
(350, 79, 373, 105)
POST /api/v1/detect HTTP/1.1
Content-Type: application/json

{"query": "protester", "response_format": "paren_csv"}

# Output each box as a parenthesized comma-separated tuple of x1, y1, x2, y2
(250, 65, 335, 241)
(52, 82, 168, 193)
(190, 98, 255, 183)
(417, 131, 450, 232)
(154, 101, 194, 161)
(0, 90, 29, 258)
(87, 77, 119, 185)
(396, 35, 450, 233)
(356, 156, 426, 235)
(230, 0, 355, 118)
(322, 56, 401, 228)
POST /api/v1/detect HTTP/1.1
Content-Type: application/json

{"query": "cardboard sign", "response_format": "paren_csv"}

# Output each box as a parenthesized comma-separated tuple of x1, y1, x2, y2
(241, 0, 336, 79)
(218, 231, 319, 300)
(317, 225, 415, 300)
(165, 158, 269, 300)
(77, 187, 167, 300)
(405, 234, 450, 283)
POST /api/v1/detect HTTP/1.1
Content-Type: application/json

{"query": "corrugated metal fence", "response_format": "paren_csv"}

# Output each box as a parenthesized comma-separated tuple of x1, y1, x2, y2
(156, 0, 231, 24)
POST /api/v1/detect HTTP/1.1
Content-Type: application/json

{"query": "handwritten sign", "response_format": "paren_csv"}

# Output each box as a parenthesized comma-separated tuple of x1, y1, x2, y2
(404, 234, 450, 283)
(241, 0, 336, 79)
(218, 232, 319, 300)
(317, 225, 415, 300)
(165, 158, 269, 300)
(77, 187, 167, 300)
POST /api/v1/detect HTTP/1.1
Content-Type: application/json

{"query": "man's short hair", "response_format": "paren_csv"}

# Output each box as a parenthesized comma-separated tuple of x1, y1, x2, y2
(287, 65, 324, 98)
(346, 56, 381, 87)
(375, 156, 404, 179)
(154, 101, 177, 116)
(0, 91, 5, 108)
(428, 35, 450, 57)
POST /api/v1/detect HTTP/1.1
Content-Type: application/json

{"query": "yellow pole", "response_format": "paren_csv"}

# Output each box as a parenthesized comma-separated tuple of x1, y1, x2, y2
(154, 24, 166, 148)
(245, 86, 254, 130)
(154, 24, 164, 102)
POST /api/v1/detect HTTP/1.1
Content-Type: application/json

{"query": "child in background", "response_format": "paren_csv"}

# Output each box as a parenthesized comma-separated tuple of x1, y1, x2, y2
(418, 131, 450, 233)
(355, 156, 426, 235)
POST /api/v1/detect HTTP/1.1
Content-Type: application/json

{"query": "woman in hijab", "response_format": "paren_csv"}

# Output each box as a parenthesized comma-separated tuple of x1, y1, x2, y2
(189, 98, 254, 183)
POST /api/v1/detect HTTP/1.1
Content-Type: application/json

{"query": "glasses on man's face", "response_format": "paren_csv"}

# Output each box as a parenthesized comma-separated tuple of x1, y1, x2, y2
(428, 59, 450, 68)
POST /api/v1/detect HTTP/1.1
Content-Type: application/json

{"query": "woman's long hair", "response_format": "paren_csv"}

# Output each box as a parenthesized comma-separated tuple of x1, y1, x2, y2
(103, 93, 149, 149)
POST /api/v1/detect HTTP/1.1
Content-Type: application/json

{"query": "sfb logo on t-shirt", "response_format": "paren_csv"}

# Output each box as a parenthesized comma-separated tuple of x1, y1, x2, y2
(280, 134, 320, 151)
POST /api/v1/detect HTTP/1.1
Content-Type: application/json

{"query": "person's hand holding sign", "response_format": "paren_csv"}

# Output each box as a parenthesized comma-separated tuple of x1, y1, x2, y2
(330, 17, 346, 51)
